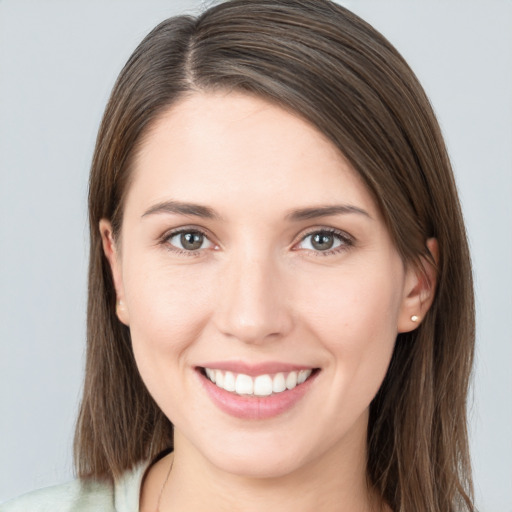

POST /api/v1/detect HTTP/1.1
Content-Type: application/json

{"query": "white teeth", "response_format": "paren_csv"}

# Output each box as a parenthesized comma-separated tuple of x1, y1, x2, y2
(204, 368, 314, 396)
(254, 375, 273, 396)
(298, 369, 312, 384)
(223, 371, 236, 392)
(272, 372, 286, 393)
(235, 374, 253, 395)
(285, 371, 298, 390)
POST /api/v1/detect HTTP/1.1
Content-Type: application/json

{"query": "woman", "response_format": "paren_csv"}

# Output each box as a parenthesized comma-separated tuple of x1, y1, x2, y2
(1, 0, 475, 510)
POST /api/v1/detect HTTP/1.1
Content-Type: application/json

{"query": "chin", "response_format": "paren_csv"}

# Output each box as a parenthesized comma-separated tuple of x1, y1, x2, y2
(184, 426, 322, 480)
(212, 448, 309, 480)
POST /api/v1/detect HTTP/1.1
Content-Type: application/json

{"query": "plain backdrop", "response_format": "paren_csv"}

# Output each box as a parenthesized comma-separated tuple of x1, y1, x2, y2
(1, 1, 511, 510)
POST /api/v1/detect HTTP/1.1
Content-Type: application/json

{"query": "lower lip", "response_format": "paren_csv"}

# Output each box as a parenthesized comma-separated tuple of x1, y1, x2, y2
(197, 369, 319, 420)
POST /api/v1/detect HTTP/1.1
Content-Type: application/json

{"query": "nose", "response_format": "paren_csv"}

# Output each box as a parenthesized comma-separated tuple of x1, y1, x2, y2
(213, 251, 294, 345)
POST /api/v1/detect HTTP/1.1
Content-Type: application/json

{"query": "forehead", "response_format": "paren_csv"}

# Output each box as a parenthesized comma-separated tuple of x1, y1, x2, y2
(126, 91, 379, 220)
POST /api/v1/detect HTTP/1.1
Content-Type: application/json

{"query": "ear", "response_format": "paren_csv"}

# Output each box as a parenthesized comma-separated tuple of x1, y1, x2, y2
(99, 219, 130, 326)
(397, 238, 438, 333)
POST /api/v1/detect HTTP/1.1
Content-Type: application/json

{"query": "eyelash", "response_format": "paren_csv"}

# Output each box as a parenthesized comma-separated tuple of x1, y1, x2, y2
(159, 227, 354, 258)
(296, 228, 354, 257)
(159, 227, 214, 258)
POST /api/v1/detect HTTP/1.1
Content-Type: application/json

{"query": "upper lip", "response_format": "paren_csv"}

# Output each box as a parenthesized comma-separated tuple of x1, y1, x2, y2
(197, 361, 317, 377)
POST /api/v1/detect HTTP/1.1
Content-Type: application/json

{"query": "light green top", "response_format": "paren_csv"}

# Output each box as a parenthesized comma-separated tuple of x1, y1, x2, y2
(0, 461, 150, 512)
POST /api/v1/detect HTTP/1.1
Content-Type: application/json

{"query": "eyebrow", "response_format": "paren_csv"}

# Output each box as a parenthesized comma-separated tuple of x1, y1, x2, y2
(285, 204, 372, 221)
(142, 200, 222, 220)
(141, 200, 371, 222)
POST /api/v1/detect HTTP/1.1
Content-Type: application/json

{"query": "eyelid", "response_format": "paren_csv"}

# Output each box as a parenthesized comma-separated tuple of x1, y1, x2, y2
(158, 225, 354, 257)
(159, 225, 218, 256)
(293, 227, 354, 256)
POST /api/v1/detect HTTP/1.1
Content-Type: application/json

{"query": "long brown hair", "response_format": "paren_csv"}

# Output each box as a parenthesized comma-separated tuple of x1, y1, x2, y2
(75, 1, 475, 510)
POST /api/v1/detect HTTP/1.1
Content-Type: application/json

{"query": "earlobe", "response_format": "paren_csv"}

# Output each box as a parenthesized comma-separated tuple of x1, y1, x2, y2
(99, 219, 130, 326)
(397, 238, 438, 333)
(115, 298, 129, 325)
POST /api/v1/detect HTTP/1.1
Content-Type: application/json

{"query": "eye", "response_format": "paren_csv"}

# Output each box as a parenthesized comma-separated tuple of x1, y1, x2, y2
(165, 229, 215, 253)
(296, 229, 352, 254)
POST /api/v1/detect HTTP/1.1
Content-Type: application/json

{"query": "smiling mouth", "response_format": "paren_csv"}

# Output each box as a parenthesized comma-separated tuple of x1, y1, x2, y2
(199, 367, 319, 397)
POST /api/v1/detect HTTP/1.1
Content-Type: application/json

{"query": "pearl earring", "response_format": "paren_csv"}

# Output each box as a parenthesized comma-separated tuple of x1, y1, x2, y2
(411, 315, 419, 322)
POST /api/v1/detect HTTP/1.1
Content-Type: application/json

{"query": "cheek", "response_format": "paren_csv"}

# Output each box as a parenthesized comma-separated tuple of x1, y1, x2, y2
(123, 261, 220, 424)
(123, 260, 216, 377)
(297, 262, 403, 404)
(299, 263, 403, 345)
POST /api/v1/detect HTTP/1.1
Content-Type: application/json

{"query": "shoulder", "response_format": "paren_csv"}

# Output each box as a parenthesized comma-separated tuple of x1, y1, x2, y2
(0, 478, 113, 512)
(0, 461, 150, 512)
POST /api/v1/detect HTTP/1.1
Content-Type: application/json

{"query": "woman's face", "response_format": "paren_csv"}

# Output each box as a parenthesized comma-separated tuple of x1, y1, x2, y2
(102, 91, 422, 478)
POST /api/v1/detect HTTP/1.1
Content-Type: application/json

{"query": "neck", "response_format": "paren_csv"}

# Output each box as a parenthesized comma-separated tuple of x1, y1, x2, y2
(155, 415, 384, 512)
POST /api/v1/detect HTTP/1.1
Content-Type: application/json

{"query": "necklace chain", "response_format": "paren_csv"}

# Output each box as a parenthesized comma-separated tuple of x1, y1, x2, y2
(156, 457, 174, 512)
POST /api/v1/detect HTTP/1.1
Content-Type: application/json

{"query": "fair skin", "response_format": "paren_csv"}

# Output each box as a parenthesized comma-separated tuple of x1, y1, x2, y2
(101, 91, 436, 512)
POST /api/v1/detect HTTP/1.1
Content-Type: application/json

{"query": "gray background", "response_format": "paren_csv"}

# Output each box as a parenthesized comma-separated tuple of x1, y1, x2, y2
(1, 1, 511, 510)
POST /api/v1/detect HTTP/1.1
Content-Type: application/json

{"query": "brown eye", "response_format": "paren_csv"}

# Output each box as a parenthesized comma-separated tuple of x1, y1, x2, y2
(167, 230, 213, 252)
(311, 232, 335, 250)
(180, 232, 204, 250)
(296, 229, 352, 254)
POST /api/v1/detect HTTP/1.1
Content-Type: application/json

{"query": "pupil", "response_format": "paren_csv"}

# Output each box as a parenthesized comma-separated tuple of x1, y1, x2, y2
(181, 232, 203, 250)
(312, 233, 334, 250)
